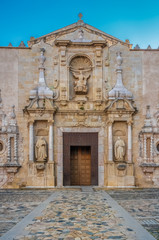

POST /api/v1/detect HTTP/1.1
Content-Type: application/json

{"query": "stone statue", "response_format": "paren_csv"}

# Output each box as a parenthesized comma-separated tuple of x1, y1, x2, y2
(73, 70, 90, 94)
(35, 137, 47, 162)
(114, 137, 125, 161)
(78, 28, 84, 39)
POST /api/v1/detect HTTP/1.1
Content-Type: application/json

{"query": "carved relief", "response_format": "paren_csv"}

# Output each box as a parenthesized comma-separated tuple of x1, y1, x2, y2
(95, 46, 102, 67)
(60, 46, 66, 66)
(96, 88, 102, 100)
(70, 56, 92, 95)
(60, 87, 67, 100)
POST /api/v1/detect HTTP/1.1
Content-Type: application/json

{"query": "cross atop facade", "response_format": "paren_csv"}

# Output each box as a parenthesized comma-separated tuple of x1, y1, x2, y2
(78, 13, 83, 20)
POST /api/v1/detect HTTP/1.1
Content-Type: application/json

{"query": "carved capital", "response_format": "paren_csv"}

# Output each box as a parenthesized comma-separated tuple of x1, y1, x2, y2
(28, 119, 34, 125)
(48, 119, 54, 125)
(127, 119, 133, 126)
(107, 119, 114, 125)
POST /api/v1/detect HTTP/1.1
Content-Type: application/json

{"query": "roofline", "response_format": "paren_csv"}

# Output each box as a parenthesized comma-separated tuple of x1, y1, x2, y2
(28, 20, 129, 46)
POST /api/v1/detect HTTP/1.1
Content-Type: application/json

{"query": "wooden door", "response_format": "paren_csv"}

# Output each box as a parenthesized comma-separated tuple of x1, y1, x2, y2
(70, 146, 91, 185)
(63, 133, 98, 186)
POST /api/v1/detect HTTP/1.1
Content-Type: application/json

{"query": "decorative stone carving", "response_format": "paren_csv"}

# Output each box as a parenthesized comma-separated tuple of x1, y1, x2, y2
(53, 55, 58, 65)
(105, 55, 110, 66)
(78, 28, 84, 40)
(147, 45, 152, 49)
(138, 105, 159, 182)
(35, 137, 47, 162)
(70, 56, 92, 95)
(114, 137, 126, 161)
(30, 48, 58, 100)
(36, 163, 45, 170)
(95, 46, 102, 67)
(108, 52, 133, 100)
(96, 88, 102, 100)
(19, 41, 26, 47)
(134, 44, 140, 49)
(73, 70, 90, 94)
(0, 92, 21, 187)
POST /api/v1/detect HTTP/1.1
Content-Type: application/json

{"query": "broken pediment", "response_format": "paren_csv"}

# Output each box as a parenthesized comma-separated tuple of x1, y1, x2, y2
(105, 98, 136, 113)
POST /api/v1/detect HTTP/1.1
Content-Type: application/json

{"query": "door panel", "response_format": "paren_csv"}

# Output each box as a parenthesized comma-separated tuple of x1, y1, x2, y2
(70, 146, 91, 185)
(70, 146, 79, 185)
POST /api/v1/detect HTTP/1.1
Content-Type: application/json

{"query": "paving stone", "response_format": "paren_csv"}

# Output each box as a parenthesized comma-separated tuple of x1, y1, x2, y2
(6, 191, 136, 239)
(0, 190, 53, 237)
(109, 188, 159, 240)
(0, 189, 157, 239)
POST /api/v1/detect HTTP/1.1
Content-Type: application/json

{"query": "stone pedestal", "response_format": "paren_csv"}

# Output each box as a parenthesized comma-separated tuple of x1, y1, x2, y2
(27, 161, 55, 187)
(105, 162, 135, 187)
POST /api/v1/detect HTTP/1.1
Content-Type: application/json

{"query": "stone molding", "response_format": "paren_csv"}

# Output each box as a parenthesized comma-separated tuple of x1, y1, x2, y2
(56, 127, 105, 187)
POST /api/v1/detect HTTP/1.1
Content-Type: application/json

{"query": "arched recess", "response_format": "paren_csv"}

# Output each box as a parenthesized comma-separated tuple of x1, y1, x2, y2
(68, 55, 93, 100)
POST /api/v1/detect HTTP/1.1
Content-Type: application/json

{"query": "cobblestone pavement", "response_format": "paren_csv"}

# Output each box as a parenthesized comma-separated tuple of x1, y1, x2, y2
(0, 188, 157, 240)
(13, 190, 137, 240)
(0, 190, 53, 237)
(108, 188, 159, 240)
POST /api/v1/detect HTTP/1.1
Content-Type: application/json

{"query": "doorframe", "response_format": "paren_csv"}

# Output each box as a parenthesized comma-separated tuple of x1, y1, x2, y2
(64, 133, 98, 186)
(57, 127, 105, 187)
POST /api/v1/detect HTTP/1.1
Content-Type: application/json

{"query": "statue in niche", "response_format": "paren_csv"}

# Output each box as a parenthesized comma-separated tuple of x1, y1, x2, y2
(114, 137, 125, 161)
(70, 56, 92, 95)
(35, 137, 47, 162)
(72, 69, 90, 94)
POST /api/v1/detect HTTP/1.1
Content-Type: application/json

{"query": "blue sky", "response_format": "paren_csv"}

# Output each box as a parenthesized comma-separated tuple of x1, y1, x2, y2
(1, 0, 159, 48)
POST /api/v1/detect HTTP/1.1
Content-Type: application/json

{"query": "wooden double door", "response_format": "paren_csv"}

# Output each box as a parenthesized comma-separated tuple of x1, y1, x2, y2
(70, 146, 91, 185)
(63, 133, 98, 186)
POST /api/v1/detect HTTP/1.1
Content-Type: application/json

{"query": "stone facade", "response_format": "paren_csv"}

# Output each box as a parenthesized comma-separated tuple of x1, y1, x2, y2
(0, 17, 159, 188)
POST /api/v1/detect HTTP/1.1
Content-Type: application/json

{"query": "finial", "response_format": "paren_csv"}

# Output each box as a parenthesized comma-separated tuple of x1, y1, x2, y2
(146, 105, 151, 119)
(134, 44, 140, 49)
(30, 36, 35, 41)
(147, 45, 152, 49)
(39, 48, 46, 69)
(11, 105, 16, 119)
(8, 43, 13, 47)
(19, 41, 26, 47)
(78, 13, 83, 20)
(125, 39, 130, 44)
(116, 52, 122, 67)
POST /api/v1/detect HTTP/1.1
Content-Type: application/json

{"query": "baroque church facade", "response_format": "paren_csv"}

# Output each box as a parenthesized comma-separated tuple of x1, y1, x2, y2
(0, 16, 159, 188)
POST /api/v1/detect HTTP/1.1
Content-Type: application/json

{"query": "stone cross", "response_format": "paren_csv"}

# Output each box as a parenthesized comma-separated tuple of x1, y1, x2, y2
(78, 13, 83, 20)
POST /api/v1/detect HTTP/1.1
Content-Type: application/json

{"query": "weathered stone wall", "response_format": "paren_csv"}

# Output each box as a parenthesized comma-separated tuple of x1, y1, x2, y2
(0, 32, 159, 188)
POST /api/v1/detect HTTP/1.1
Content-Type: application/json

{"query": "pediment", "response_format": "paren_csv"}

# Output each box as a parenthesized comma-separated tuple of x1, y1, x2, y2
(106, 98, 136, 113)
(56, 28, 105, 42)
(28, 20, 131, 48)
(24, 98, 57, 115)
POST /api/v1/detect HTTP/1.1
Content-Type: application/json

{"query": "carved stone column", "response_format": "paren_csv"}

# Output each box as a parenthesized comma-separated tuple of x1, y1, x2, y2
(144, 135, 147, 160)
(48, 120, 54, 162)
(29, 121, 34, 161)
(108, 121, 113, 161)
(150, 136, 154, 160)
(128, 121, 132, 162)
(14, 135, 18, 163)
(7, 137, 11, 162)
